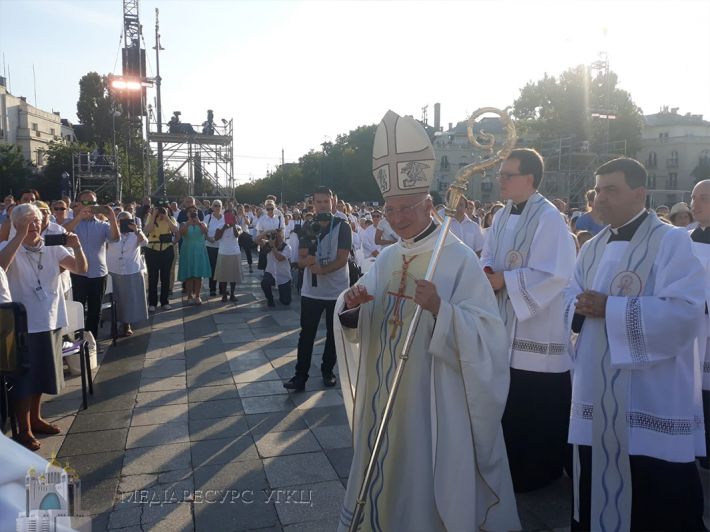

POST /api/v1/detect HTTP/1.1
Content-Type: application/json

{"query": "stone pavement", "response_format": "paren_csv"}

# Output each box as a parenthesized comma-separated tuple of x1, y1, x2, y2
(5, 269, 709, 532)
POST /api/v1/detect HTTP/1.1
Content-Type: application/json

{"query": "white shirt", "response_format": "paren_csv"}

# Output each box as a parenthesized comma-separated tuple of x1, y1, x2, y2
(449, 215, 485, 253)
(0, 243, 71, 333)
(42, 222, 71, 294)
(204, 213, 225, 248)
(375, 218, 399, 247)
(266, 243, 292, 285)
(0, 267, 10, 303)
(256, 214, 281, 233)
(107, 232, 148, 275)
(362, 225, 381, 258)
(334, 211, 348, 221)
(218, 226, 241, 255)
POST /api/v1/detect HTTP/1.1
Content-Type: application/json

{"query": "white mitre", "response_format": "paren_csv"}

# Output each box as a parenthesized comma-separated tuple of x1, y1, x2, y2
(372, 110, 435, 198)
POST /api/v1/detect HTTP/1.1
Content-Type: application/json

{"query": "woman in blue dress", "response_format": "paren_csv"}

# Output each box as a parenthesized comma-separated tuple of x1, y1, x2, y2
(178, 205, 212, 305)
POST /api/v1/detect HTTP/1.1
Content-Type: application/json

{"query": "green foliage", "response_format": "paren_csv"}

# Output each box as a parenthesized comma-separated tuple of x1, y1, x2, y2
(692, 162, 710, 184)
(513, 65, 643, 155)
(0, 144, 33, 197)
(233, 124, 382, 205)
(76, 72, 120, 145)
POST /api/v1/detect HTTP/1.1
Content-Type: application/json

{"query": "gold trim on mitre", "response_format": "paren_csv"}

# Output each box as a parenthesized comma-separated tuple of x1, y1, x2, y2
(372, 110, 435, 199)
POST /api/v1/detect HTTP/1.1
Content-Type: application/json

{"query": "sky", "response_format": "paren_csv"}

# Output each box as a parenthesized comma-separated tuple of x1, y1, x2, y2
(1, 0, 709, 187)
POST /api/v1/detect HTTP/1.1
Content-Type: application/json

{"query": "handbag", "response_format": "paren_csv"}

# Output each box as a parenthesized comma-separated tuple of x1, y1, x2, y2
(0, 302, 29, 376)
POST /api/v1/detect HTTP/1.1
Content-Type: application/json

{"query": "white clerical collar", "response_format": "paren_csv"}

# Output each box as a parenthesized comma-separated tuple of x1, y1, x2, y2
(609, 209, 646, 235)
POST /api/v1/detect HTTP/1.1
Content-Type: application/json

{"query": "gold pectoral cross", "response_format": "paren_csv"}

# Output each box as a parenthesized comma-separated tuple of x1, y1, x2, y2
(387, 255, 417, 339)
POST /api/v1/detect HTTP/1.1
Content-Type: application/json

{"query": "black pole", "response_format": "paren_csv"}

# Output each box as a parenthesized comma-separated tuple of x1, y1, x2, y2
(155, 9, 164, 189)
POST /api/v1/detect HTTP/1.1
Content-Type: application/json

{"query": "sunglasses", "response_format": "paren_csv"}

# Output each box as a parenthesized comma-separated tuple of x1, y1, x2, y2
(54, 207, 66, 211)
(266, 208, 274, 211)
(81, 200, 97, 206)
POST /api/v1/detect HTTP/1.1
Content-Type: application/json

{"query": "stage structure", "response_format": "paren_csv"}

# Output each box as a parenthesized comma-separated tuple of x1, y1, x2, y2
(147, 111, 235, 198)
(540, 136, 627, 208)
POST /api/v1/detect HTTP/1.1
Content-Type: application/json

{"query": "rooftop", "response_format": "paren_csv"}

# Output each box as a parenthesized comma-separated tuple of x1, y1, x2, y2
(643, 109, 710, 128)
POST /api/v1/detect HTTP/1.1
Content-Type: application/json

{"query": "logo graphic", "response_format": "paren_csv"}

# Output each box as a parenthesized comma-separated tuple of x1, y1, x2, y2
(16, 453, 92, 532)
(610, 271, 643, 297)
(504, 249, 524, 271)
(375, 167, 390, 193)
(399, 161, 431, 188)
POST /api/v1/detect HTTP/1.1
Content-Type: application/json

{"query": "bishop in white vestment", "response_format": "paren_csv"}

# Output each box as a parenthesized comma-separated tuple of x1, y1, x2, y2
(563, 158, 707, 532)
(335, 111, 519, 532)
(481, 148, 577, 492)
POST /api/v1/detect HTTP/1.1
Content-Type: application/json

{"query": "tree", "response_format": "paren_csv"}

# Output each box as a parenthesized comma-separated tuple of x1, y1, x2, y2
(513, 65, 643, 155)
(692, 162, 710, 184)
(0, 144, 33, 197)
(76, 72, 119, 145)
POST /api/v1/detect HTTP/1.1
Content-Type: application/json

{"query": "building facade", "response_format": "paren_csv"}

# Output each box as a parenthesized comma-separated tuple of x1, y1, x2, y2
(638, 107, 710, 207)
(0, 76, 75, 169)
(430, 117, 538, 203)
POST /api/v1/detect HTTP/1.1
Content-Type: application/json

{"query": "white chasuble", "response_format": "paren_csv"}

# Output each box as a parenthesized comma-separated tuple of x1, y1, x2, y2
(335, 225, 520, 532)
(480, 193, 576, 373)
(562, 213, 706, 531)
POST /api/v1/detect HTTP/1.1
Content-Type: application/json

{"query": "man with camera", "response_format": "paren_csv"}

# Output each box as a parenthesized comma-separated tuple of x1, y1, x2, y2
(284, 186, 352, 391)
(257, 228, 292, 307)
(62, 190, 120, 341)
(256, 200, 282, 276)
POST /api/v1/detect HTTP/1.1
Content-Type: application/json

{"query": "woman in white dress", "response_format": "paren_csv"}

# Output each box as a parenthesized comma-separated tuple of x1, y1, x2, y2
(107, 212, 149, 336)
(0, 204, 87, 450)
(213, 209, 243, 302)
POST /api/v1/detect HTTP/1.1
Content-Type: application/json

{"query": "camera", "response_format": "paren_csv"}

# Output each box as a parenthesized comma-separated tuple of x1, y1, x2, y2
(269, 233, 277, 241)
(190, 212, 198, 219)
(298, 220, 322, 240)
(156, 207, 167, 216)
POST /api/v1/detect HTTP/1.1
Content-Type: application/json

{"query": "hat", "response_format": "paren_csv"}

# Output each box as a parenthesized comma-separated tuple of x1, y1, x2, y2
(364, 214, 373, 221)
(285, 211, 293, 216)
(670, 202, 690, 215)
(372, 110, 435, 198)
(292, 209, 300, 214)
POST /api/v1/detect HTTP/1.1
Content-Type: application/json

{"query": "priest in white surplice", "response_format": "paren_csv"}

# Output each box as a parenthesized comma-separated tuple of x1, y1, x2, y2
(690, 179, 710, 471)
(481, 148, 576, 492)
(335, 110, 519, 532)
(563, 158, 707, 532)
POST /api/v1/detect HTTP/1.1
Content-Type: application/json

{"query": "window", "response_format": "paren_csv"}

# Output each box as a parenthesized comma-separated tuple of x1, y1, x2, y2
(666, 173, 678, 189)
(700, 150, 710, 166)
(32, 123, 38, 131)
(647, 174, 657, 189)
(459, 156, 468, 168)
(440, 156, 450, 171)
(36, 149, 44, 166)
(667, 150, 679, 168)
(647, 152, 657, 168)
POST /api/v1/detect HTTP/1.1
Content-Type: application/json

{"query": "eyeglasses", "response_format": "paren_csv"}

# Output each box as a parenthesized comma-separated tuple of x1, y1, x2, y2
(383, 197, 428, 218)
(496, 172, 528, 181)
(53, 207, 66, 211)
(81, 200, 97, 206)
(372, 214, 382, 218)
(266, 208, 274, 211)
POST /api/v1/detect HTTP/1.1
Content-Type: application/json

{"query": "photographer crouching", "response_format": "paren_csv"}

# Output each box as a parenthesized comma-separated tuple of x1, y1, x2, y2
(256, 228, 292, 307)
(284, 187, 352, 391)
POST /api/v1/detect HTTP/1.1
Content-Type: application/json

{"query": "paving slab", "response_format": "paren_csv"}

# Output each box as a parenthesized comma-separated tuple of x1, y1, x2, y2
(188, 398, 244, 419)
(241, 394, 297, 415)
(187, 383, 239, 403)
(262, 452, 338, 488)
(135, 389, 189, 407)
(189, 414, 250, 441)
(61, 428, 129, 456)
(273, 480, 346, 526)
(190, 434, 259, 468)
(311, 424, 352, 450)
(245, 410, 309, 435)
(324, 447, 353, 479)
(254, 429, 322, 458)
(122, 443, 192, 476)
(237, 379, 289, 398)
(292, 389, 344, 410)
(126, 422, 190, 448)
(131, 404, 189, 426)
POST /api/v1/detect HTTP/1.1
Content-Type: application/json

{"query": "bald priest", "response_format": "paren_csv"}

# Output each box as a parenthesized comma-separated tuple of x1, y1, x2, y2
(334, 110, 520, 532)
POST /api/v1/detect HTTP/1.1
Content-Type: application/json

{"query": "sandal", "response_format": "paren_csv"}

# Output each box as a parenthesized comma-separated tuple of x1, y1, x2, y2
(31, 419, 61, 435)
(16, 431, 41, 450)
(123, 324, 133, 337)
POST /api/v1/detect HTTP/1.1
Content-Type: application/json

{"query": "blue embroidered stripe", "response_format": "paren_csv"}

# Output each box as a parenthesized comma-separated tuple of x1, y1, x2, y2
(625, 297, 649, 366)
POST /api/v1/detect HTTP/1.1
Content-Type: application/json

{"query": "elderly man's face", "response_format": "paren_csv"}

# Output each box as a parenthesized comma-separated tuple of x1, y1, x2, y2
(384, 194, 432, 240)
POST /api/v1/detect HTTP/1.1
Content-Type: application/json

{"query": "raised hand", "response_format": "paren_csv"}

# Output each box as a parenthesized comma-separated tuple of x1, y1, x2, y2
(344, 284, 374, 309)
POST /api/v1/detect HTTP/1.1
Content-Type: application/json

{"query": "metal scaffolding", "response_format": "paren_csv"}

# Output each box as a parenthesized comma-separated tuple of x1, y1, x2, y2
(540, 137, 627, 207)
(147, 114, 234, 198)
(73, 152, 121, 200)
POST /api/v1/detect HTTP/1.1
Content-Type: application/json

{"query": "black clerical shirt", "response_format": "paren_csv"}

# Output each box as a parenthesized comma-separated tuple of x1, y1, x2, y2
(572, 210, 648, 333)
(510, 200, 528, 216)
(691, 225, 710, 245)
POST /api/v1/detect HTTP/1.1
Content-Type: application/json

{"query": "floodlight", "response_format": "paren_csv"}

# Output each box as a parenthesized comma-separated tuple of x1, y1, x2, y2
(112, 80, 128, 90)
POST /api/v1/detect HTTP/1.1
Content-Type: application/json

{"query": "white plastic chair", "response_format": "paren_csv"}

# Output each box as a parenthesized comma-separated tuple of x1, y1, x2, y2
(62, 301, 93, 410)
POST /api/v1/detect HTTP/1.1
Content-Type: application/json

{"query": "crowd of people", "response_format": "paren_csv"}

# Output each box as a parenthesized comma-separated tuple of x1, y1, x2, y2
(0, 143, 709, 531)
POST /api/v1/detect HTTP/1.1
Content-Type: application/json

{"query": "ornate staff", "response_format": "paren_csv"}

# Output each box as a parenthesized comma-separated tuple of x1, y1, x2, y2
(348, 107, 517, 532)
